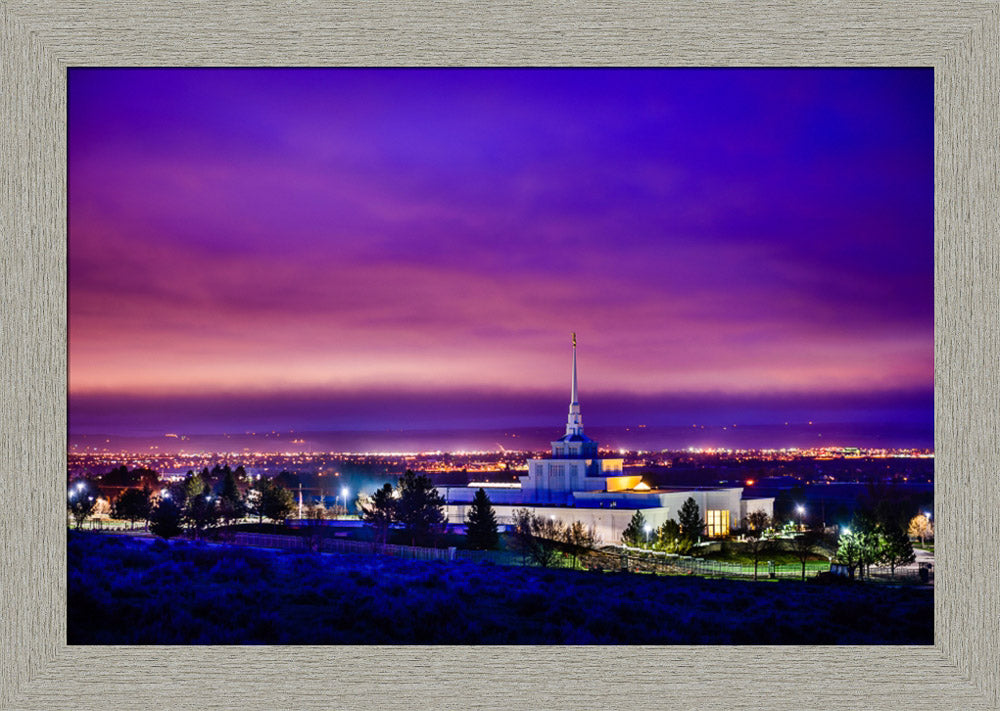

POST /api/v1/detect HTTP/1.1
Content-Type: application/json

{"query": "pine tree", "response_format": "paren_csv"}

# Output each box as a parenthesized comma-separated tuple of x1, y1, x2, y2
(395, 470, 446, 546)
(465, 488, 499, 550)
(678, 497, 703, 542)
(360, 482, 396, 547)
(621, 510, 647, 546)
(217, 469, 246, 526)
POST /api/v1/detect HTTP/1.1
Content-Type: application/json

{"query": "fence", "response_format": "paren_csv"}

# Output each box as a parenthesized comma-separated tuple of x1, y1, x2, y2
(228, 533, 932, 584)
(618, 544, 822, 580)
(830, 561, 933, 584)
(232, 532, 576, 567)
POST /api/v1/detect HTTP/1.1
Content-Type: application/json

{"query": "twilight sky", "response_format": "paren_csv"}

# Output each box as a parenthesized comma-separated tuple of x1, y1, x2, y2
(69, 68, 934, 440)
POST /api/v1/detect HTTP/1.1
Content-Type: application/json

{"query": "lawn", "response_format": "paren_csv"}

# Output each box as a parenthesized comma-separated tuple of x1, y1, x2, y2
(68, 531, 932, 644)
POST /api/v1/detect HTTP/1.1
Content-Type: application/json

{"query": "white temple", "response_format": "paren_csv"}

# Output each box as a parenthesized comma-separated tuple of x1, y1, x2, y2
(441, 334, 774, 543)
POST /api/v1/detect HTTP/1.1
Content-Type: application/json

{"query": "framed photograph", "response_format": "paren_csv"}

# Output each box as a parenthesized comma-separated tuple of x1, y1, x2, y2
(3, 2, 998, 709)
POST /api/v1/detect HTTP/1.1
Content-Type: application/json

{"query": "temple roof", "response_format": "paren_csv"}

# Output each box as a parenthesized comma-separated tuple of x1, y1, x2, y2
(556, 433, 595, 443)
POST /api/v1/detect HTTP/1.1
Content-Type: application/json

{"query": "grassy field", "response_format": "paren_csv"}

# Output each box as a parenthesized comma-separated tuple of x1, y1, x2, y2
(696, 549, 833, 570)
(68, 531, 932, 644)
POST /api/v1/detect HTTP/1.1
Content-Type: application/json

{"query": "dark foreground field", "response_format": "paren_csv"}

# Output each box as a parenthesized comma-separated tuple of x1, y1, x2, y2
(68, 532, 932, 644)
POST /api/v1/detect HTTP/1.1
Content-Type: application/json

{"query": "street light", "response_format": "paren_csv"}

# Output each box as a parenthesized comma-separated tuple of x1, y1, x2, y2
(643, 524, 652, 546)
(341, 487, 349, 516)
(795, 505, 805, 531)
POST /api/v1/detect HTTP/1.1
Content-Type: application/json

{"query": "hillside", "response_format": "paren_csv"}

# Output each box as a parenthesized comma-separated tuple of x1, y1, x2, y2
(68, 532, 932, 644)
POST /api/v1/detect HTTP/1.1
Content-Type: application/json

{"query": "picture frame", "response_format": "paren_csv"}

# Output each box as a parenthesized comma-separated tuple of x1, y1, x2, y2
(2, 2, 997, 709)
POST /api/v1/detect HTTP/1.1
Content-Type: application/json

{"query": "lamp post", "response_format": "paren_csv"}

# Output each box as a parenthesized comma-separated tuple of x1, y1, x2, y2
(795, 505, 805, 531)
(341, 487, 349, 517)
(643, 524, 652, 547)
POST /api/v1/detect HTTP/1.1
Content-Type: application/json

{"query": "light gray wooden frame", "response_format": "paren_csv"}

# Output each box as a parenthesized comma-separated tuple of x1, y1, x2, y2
(2, 2, 998, 709)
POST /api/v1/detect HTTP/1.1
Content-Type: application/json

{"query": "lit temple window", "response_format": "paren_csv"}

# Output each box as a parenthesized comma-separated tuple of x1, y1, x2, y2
(706, 509, 730, 538)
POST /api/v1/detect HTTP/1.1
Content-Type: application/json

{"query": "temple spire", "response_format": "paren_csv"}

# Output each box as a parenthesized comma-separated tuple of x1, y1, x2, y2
(566, 332, 583, 436)
(571, 332, 578, 405)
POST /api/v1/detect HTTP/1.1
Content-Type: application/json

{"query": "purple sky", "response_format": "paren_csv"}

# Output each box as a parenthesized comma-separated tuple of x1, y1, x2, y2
(68, 68, 933, 440)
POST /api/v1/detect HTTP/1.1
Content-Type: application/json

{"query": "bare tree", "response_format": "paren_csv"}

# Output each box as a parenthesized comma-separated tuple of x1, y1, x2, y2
(743, 510, 772, 581)
(790, 529, 822, 580)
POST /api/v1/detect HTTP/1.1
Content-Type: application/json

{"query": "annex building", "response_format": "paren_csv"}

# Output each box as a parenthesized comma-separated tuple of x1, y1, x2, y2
(441, 335, 774, 545)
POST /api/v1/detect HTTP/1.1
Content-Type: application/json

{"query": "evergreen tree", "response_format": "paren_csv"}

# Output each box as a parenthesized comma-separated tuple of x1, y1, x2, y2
(183, 471, 206, 503)
(217, 469, 246, 526)
(656, 518, 683, 553)
(149, 497, 183, 540)
(465, 488, 499, 550)
(621, 510, 647, 547)
(395, 469, 446, 546)
(678, 497, 703, 542)
(360, 483, 396, 547)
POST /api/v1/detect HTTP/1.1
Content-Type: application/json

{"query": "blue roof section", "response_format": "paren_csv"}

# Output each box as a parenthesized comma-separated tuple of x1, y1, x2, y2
(557, 433, 595, 443)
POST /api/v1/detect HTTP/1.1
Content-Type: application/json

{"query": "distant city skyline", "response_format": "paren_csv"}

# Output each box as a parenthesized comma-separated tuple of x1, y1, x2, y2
(69, 68, 933, 440)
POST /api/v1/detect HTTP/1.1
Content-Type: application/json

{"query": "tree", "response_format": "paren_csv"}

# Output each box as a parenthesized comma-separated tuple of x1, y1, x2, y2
(67, 479, 100, 529)
(112, 487, 151, 530)
(790, 529, 822, 581)
(656, 518, 690, 554)
(216, 469, 246, 526)
(183, 471, 207, 504)
(395, 470, 446, 546)
(509, 509, 561, 567)
(274, 470, 299, 490)
(678, 497, 703, 542)
(260, 481, 295, 524)
(853, 512, 882, 580)
(185, 485, 219, 537)
(360, 483, 396, 547)
(149, 497, 183, 540)
(621, 510, 647, 547)
(510, 508, 538, 566)
(563, 520, 598, 568)
(245, 478, 266, 523)
(907, 514, 933, 545)
(882, 524, 916, 577)
(836, 529, 862, 580)
(465, 488, 499, 550)
(743, 510, 773, 581)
